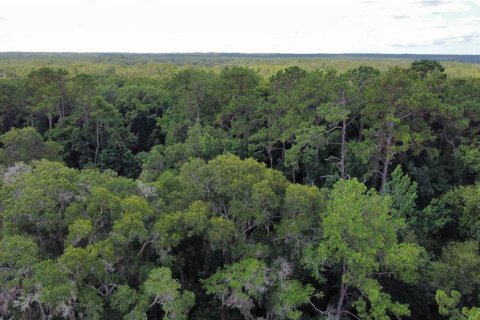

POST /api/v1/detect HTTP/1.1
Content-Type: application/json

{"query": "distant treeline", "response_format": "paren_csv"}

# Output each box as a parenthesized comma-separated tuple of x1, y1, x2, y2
(1, 52, 480, 79)
(2, 52, 480, 63)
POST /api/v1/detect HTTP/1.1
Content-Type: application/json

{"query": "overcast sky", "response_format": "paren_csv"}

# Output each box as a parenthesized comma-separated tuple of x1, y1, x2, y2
(1, 0, 479, 54)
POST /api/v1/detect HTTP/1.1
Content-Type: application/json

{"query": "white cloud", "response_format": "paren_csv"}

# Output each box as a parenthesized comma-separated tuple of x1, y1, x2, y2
(416, 0, 472, 12)
(0, 0, 478, 53)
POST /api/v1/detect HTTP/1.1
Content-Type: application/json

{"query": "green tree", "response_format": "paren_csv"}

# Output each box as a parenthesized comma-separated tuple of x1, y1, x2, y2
(383, 165, 418, 232)
(430, 241, 480, 300)
(363, 67, 438, 191)
(26, 67, 68, 130)
(0, 127, 62, 166)
(126, 267, 195, 320)
(0, 78, 27, 133)
(203, 258, 268, 320)
(21, 260, 77, 319)
(303, 178, 423, 319)
(436, 290, 480, 320)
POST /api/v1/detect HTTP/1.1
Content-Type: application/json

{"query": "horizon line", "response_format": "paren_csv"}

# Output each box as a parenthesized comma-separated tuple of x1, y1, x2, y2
(1, 51, 480, 56)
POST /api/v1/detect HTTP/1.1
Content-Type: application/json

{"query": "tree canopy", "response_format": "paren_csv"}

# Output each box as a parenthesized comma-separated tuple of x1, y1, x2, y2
(1, 58, 480, 319)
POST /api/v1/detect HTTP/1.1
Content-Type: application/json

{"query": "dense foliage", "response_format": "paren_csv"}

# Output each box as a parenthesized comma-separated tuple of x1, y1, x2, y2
(0, 57, 480, 319)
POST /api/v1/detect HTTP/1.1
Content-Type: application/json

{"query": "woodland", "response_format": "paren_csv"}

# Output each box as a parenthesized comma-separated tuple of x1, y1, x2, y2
(0, 55, 480, 319)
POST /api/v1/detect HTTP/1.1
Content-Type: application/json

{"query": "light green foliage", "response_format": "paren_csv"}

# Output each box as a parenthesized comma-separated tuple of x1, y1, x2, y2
(304, 179, 423, 318)
(276, 184, 325, 250)
(437, 290, 463, 318)
(384, 165, 418, 218)
(76, 167, 138, 197)
(268, 280, 315, 320)
(113, 211, 148, 244)
(384, 165, 418, 233)
(77, 287, 104, 320)
(354, 279, 410, 320)
(463, 308, 480, 320)
(150, 154, 289, 258)
(203, 257, 315, 320)
(143, 267, 180, 303)
(384, 242, 424, 283)
(111, 285, 139, 314)
(1, 160, 77, 253)
(436, 290, 480, 320)
(66, 218, 93, 246)
(0, 235, 39, 300)
(0, 159, 165, 318)
(0, 235, 39, 269)
(88, 186, 122, 219)
(121, 195, 154, 219)
(22, 260, 77, 318)
(151, 165, 204, 212)
(455, 145, 480, 176)
(207, 216, 236, 249)
(153, 212, 185, 249)
(179, 200, 211, 237)
(58, 245, 106, 283)
(162, 291, 195, 320)
(459, 184, 480, 240)
(142, 267, 194, 320)
(203, 258, 268, 318)
(181, 154, 287, 236)
(153, 200, 210, 249)
(184, 120, 223, 159)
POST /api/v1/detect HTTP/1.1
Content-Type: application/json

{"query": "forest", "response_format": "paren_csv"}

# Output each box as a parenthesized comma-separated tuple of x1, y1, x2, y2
(0, 55, 480, 319)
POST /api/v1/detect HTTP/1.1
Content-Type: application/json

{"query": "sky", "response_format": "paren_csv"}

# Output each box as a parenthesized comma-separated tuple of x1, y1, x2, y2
(0, 0, 479, 54)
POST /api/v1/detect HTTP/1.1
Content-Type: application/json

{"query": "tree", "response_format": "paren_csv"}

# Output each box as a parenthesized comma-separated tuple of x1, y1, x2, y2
(1, 160, 77, 255)
(0, 127, 62, 166)
(410, 60, 446, 80)
(248, 66, 307, 169)
(275, 183, 325, 255)
(160, 69, 220, 144)
(26, 67, 68, 130)
(303, 178, 423, 319)
(267, 279, 315, 320)
(21, 260, 77, 319)
(436, 290, 480, 320)
(315, 70, 361, 179)
(70, 73, 97, 124)
(430, 241, 480, 300)
(0, 78, 27, 133)
(121, 267, 194, 320)
(203, 258, 268, 320)
(383, 165, 418, 232)
(113, 83, 166, 152)
(203, 257, 314, 320)
(0, 235, 39, 318)
(421, 183, 480, 251)
(363, 67, 438, 191)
